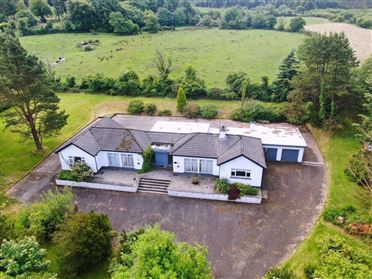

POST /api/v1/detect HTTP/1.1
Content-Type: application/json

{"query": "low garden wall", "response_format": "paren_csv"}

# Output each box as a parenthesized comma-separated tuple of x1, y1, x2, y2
(168, 189, 262, 204)
(55, 179, 137, 193)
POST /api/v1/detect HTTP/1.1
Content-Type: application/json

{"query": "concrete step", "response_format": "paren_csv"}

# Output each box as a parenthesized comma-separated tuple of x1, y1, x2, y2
(138, 178, 170, 194)
(302, 161, 325, 167)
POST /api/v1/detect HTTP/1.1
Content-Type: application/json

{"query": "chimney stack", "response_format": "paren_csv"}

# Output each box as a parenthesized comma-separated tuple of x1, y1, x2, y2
(219, 125, 227, 140)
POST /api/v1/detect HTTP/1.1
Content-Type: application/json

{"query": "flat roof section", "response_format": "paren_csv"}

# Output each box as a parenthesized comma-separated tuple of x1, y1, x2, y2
(151, 121, 210, 133)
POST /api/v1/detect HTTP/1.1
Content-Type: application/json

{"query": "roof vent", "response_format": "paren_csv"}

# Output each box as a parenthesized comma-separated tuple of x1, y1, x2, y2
(219, 125, 227, 140)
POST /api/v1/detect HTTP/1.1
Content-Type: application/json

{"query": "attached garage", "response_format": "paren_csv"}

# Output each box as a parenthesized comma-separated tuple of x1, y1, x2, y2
(265, 148, 278, 161)
(281, 149, 300, 162)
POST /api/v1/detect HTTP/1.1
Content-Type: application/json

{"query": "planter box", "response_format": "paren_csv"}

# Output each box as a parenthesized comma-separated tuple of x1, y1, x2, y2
(55, 179, 137, 193)
(168, 189, 262, 204)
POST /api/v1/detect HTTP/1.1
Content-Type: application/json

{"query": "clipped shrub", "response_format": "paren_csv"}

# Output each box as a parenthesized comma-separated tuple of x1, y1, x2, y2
(200, 104, 218, 119)
(71, 163, 94, 182)
(215, 179, 230, 194)
(227, 184, 240, 200)
(236, 183, 259, 196)
(0, 236, 49, 276)
(158, 109, 172, 116)
(144, 103, 157, 115)
(183, 103, 200, 118)
(58, 170, 73, 181)
(176, 86, 187, 112)
(127, 100, 144, 114)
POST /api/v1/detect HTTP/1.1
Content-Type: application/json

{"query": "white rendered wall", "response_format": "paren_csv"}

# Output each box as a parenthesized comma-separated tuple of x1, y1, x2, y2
(172, 156, 219, 176)
(219, 156, 263, 187)
(263, 145, 305, 162)
(96, 151, 143, 170)
(58, 145, 98, 172)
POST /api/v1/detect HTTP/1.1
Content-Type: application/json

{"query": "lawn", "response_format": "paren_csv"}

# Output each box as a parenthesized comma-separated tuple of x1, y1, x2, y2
(284, 122, 371, 277)
(0, 93, 283, 203)
(19, 28, 305, 87)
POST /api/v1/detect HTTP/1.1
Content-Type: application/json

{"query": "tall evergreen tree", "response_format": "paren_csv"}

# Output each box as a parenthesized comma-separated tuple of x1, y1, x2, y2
(176, 86, 187, 111)
(288, 33, 361, 126)
(272, 49, 299, 102)
(0, 31, 68, 151)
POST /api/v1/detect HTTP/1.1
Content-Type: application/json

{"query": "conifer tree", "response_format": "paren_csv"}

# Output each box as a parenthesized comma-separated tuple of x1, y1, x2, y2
(176, 86, 187, 112)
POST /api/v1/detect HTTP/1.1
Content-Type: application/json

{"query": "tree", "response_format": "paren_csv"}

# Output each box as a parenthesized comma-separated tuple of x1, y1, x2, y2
(90, 0, 121, 31)
(226, 72, 248, 96)
(0, 0, 17, 22)
(288, 17, 306, 32)
(241, 79, 248, 106)
(30, 0, 52, 23)
(109, 12, 139, 35)
(272, 49, 299, 102)
(143, 10, 159, 33)
(156, 7, 174, 26)
(176, 86, 187, 111)
(65, 0, 96, 31)
(0, 31, 68, 151)
(289, 33, 360, 126)
(154, 51, 172, 80)
(53, 212, 114, 276)
(16, 188, 74, 242)
(111, 226, 212, 279)
(50, 0, 67, 19)
(220, 7, 245, 29)
(0, 236, 49, 276)
(181, 66, 207, 99)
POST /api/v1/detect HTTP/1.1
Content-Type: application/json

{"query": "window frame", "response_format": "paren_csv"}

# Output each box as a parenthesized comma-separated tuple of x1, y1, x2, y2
(107, 153, 121, 167)
(184, 158, 198, 173)
(230, 168, 251, 179)
(199, 159, 213, 174)
(121, 153, 134, 168)
(68, 156, 86, 167)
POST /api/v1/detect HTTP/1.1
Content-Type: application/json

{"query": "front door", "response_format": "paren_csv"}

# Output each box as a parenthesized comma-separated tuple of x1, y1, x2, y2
(154, 152, 169, 167)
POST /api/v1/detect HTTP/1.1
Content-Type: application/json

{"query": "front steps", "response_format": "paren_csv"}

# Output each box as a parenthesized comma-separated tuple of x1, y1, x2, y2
(137, 178, 171, 194)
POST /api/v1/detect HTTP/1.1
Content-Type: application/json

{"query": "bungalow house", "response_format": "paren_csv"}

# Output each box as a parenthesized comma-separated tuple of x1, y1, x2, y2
(56, 117, 268, 187)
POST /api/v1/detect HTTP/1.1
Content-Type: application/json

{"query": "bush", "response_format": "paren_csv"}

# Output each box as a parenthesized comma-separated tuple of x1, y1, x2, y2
(143, 103, 157, 115)
(65, 76, 76, 88)
(110, 225, 212, 278)
(323, 205, 356, 225)
(158, 109, 172, 116)
(313, 234, 372, 278)
(345, 150, 371, 186)
(58, 170, 73, 180)
(0, 214, 16, 241)
(16, 189, 74, 242)
(215, 179, 229, 194)
(304, 264, 316, 279)
(138, 146, 153, 174)
(70, 163, 94, 182)
(80, 74, 115, 92)
(183, 103, 200, 118)
(264, 266, 294, 279)
(230, 101, 285, 123)
(176, 86, 187, 112)
(200, 104, 218, 119)
(0, 236, 49, 276)
(53, 212, 114, 276)
(236, 183, 259, 196)
(127, 100, 144, 114)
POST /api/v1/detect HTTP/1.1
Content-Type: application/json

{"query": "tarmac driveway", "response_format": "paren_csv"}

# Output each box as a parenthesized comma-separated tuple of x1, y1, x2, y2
(73, 162, 326, 279)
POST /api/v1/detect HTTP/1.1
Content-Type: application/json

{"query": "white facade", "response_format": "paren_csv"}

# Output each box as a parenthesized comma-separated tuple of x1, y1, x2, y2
(58, 145, 98, 172)
(172, 155, 263, 187)
(219, 156, 263, 187)
(172, 156, 219, 176)
(58, 145, 143, 173)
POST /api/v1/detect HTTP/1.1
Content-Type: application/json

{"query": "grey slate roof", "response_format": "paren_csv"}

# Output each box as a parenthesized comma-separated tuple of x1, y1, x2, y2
(56, 117, 266, 168)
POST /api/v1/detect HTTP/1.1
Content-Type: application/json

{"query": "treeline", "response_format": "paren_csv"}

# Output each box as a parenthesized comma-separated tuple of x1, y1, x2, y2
(2, 0, 311, 36)
(306, 8, 372, 29)
(192, 0, 371, 9)
(55, 50, 299, 104)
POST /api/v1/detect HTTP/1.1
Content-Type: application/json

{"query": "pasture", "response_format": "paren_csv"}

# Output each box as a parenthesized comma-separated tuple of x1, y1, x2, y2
(20, 28, 305, 87)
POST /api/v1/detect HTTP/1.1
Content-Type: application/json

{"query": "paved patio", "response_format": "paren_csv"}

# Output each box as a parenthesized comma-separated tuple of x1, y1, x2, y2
(93, 168, 217, 193)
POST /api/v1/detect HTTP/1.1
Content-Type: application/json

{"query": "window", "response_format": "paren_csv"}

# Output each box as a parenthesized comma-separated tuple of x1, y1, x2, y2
(199, 159, 213, 174)
(107, 153, 120, 167)
(184, 158, 198, 173)
(121, 154, 134, 167)
(68, 156, 85, 167)
(231, 169, 251, 179)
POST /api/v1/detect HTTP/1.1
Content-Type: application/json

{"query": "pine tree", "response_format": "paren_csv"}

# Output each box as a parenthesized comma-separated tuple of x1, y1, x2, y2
(176, 86, 187, 112)
(272, 49, 299, 102)
(0, 31, 68, 151)
(241, 79, 248, 106)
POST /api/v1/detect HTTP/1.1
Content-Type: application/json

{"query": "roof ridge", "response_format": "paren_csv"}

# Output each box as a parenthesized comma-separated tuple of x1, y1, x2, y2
(127, 129, 148, 152)
(170, 133, 198, 153)
(217, 136, 241, 160)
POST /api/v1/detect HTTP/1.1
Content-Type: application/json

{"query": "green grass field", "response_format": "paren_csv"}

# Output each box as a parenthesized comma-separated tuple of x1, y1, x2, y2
(19, 29, 305, 87)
